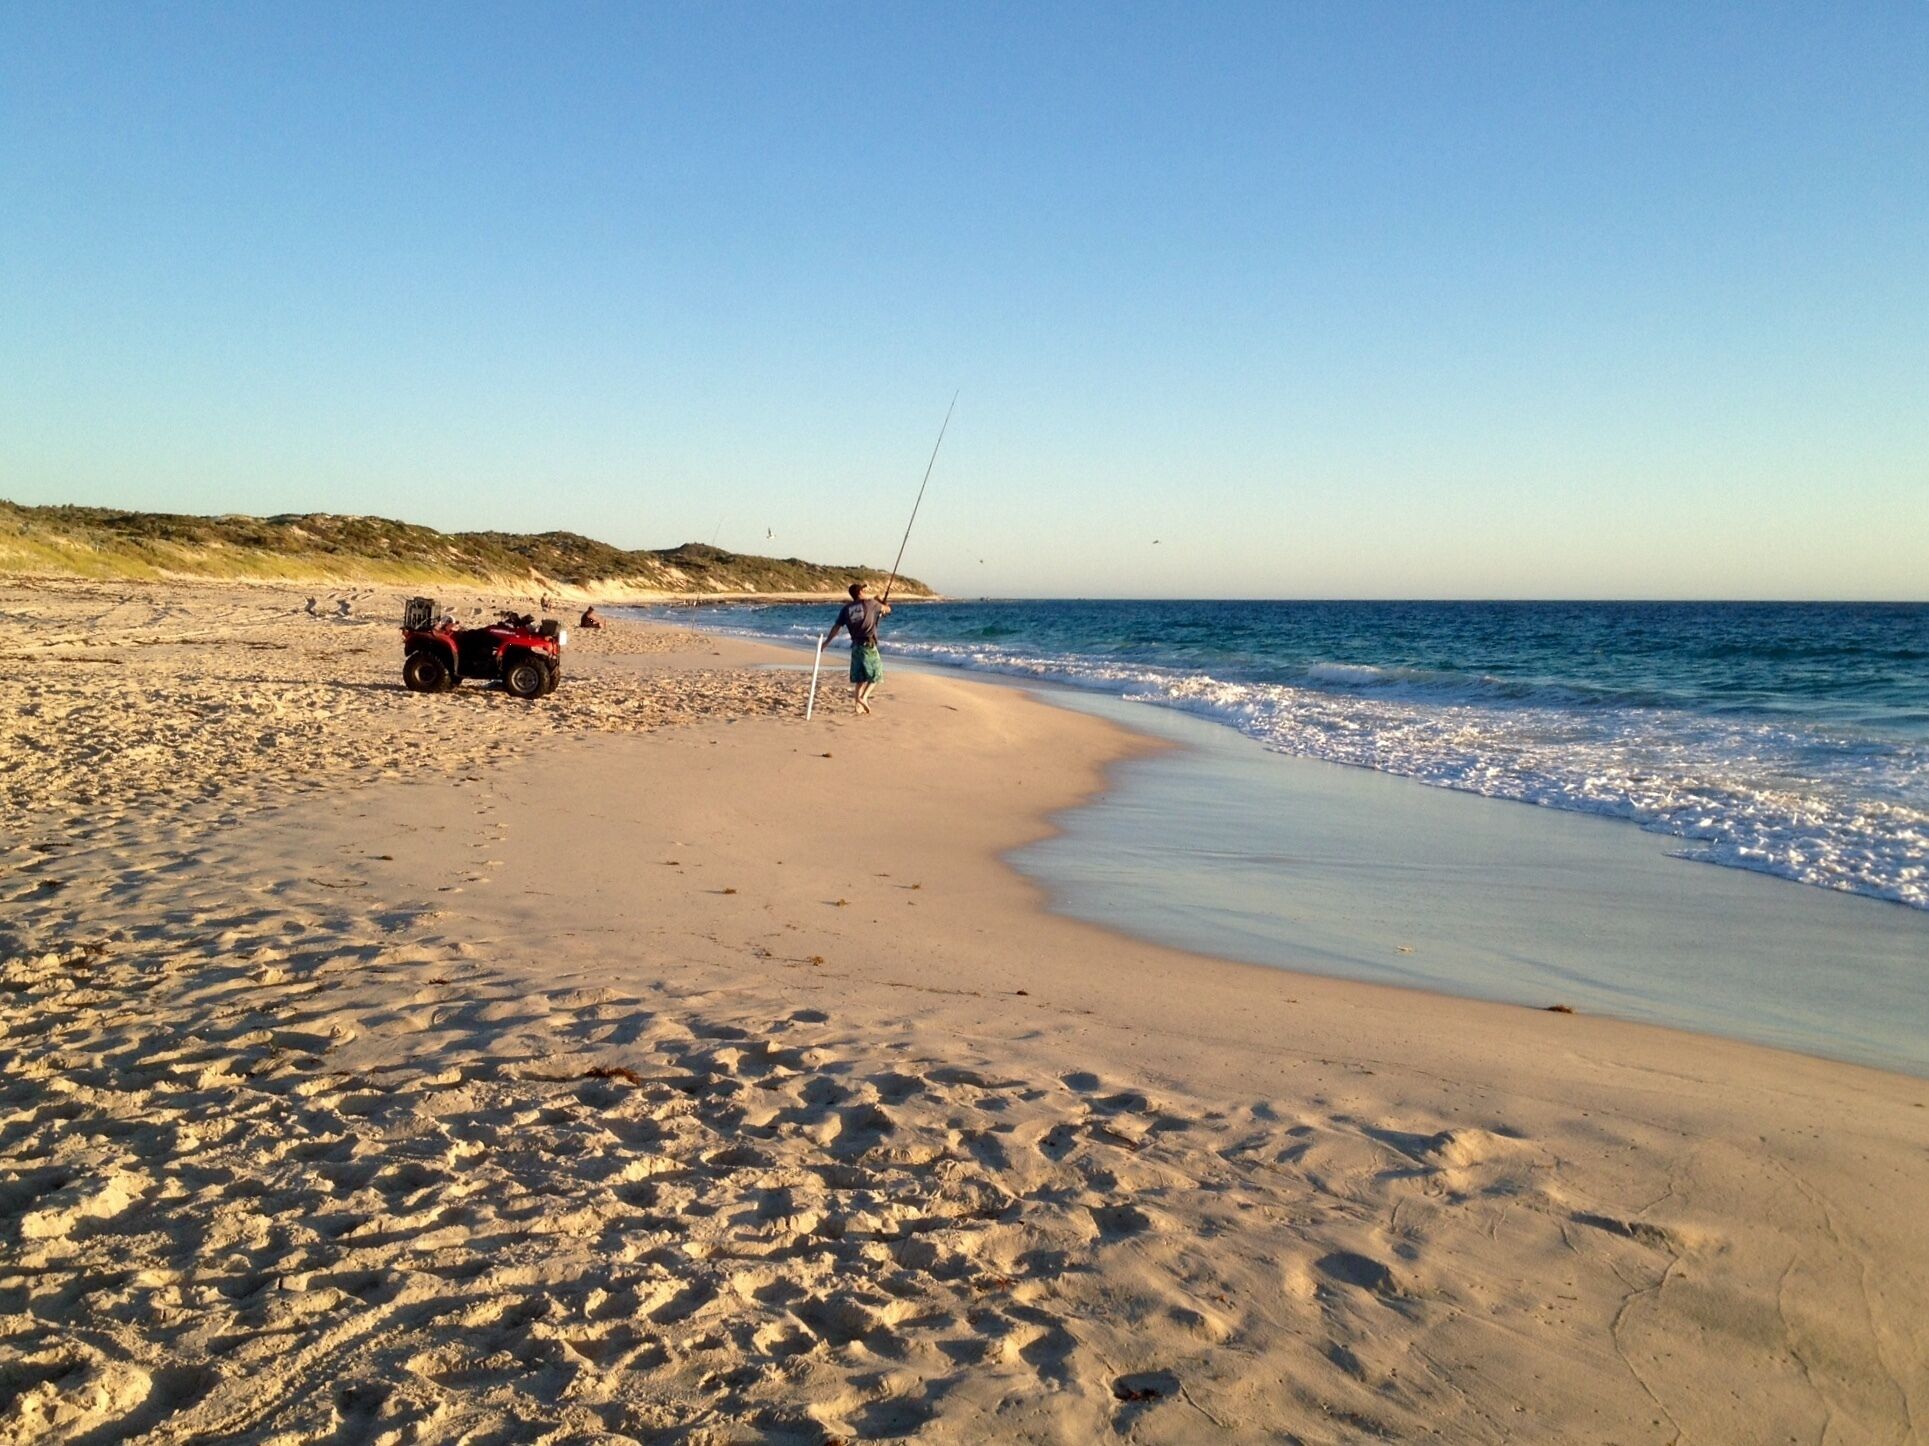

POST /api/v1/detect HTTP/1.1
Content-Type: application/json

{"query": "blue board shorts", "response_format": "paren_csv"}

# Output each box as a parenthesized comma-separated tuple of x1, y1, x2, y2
(850, 645, 881, 684)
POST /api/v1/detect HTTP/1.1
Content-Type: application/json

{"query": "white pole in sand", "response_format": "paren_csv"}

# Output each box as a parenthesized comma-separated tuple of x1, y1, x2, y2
(805, 637, 825, 721)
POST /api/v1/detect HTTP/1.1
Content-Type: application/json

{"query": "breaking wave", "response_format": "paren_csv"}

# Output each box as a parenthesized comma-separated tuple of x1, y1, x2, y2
(629, 601, 1929, 910)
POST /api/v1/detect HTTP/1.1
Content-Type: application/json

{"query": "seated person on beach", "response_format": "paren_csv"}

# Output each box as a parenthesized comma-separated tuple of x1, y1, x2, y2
(579, 606, 604, 629)
(824, 581, 890, 714)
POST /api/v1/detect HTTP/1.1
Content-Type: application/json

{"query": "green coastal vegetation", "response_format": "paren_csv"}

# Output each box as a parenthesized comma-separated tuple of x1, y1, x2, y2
(0, 501, 932, 597)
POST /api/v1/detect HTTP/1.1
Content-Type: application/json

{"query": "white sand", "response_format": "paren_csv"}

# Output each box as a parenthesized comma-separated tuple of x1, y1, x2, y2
(2, 581, 1924, 1443)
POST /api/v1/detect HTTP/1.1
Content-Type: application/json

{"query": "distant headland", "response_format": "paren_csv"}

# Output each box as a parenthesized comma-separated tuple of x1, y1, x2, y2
(0, 500, 933, 600)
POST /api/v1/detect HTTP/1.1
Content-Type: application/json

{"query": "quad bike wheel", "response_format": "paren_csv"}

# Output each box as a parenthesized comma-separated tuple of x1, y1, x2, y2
(541, 662, 561, 695)
(403, 650, 451, 693)
(503, 657, 548, 699)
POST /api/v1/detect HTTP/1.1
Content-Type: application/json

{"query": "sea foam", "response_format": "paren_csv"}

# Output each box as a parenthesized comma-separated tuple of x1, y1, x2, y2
(631, 601, 1929, 911)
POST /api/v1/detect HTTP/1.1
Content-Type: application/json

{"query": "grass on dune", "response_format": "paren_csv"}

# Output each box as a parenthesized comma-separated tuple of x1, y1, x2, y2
(0, 501, 932, 596)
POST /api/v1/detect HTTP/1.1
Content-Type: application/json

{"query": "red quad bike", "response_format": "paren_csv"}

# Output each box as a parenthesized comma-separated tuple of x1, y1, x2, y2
(401, 597, 565, 698)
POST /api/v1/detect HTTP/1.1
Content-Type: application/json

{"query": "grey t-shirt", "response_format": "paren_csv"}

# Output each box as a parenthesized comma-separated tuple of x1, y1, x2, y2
(832, 599, 882, 648)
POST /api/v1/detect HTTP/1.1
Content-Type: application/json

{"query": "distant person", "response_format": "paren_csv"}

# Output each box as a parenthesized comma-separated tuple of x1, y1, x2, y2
(824, 581, 891, 714)
(579, 605, 604, 630)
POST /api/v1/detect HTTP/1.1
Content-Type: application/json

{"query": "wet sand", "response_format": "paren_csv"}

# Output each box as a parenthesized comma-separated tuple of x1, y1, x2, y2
(1011, 686, 1929, 1075)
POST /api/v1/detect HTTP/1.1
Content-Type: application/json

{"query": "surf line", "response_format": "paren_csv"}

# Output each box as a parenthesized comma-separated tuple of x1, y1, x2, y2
(807, 392, 957, 721)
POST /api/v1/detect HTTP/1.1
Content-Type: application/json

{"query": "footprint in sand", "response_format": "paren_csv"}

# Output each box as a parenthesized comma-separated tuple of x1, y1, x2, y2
(1313, 1250, 1403, 1296)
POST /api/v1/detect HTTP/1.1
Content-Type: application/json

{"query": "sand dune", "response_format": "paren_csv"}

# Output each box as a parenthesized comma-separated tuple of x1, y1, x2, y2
(2, 581, 1924, 1442)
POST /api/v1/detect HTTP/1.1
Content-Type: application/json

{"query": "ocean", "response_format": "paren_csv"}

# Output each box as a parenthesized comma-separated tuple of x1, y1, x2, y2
(633, 598, 1928, 912)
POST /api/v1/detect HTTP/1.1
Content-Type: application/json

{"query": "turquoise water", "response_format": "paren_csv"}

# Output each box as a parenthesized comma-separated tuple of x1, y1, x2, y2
(635, 599, 1929, 910)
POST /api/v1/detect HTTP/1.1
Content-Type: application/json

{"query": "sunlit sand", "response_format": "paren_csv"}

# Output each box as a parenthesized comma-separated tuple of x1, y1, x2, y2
(3, 580, 1924, 1441)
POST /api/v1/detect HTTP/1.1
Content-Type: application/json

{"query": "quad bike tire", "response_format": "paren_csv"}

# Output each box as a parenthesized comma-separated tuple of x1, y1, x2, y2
(541, 663, 561, 695)
(403, 650, 451, 693)
(503, 657, 548, 699)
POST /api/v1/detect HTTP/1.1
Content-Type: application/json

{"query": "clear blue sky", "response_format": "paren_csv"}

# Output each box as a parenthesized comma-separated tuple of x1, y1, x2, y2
(3, 3, 1924, 598)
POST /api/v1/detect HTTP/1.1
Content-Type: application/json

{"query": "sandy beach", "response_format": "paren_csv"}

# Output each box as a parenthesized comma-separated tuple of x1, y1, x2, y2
(3, 580, 1925, 1444)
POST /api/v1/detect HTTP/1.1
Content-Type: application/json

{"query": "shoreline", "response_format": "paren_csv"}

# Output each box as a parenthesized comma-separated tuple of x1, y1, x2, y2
(1018, 685, 1929, 1077)
(641, 626, 1929, 1091)
(5, 580, 1924, 1441)
(663, 618, 1929, 1078)
(628, 596, 1929, 919)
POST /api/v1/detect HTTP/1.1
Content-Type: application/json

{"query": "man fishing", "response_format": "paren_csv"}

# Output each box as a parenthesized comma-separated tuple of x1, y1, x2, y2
(823, 581, 891, 714)
(802, 392, 955, 723)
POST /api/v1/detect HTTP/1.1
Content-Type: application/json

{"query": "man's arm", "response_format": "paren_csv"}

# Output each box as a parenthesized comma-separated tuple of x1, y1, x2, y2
(824, 607, 847, 643)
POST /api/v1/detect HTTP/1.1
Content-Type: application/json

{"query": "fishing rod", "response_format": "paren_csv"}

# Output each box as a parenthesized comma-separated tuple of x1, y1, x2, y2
(881, 391, 957, 602)
(807, 394, 957, 722)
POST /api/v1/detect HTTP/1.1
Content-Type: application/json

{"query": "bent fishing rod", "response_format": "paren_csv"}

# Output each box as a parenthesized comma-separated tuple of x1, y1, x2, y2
(881, 390, 957, 603)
